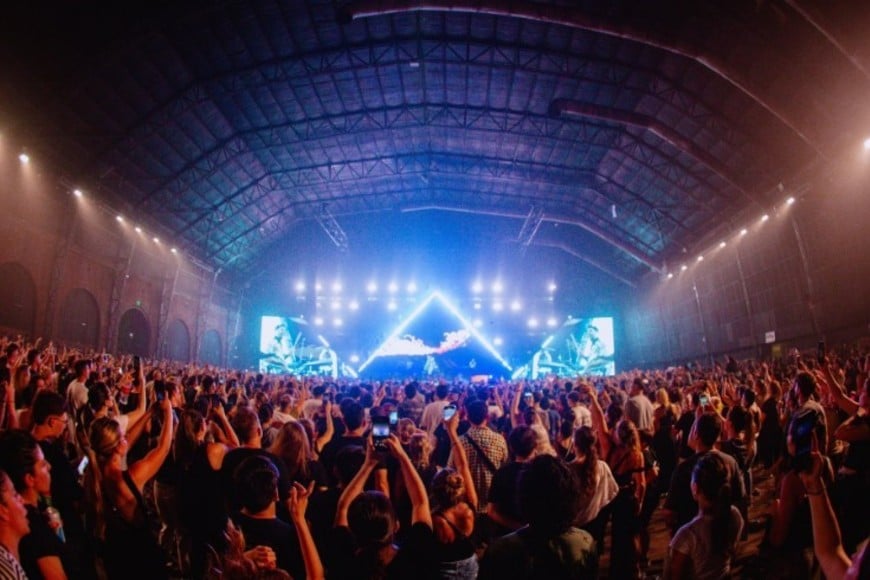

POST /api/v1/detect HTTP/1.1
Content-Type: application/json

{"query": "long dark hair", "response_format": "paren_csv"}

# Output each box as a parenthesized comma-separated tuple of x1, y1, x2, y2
(571, 426, 599, 497)
(692, 453, 734, 553)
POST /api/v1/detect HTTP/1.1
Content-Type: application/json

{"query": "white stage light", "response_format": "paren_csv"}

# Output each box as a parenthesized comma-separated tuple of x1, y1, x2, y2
(719, 241, 727, 248)
(667, 273, 674, 279)
(494, 337, 503, 346)
(295, 281, 306, 293)
(314, 317, 324, 326)
(472, 281, 483, 293)
(350, 354, 360, 364)
(527, 318, 539, 328)
(761, 214, 769, 222)
(387, 301, 398, 311)
(116, 215, 124, 223)
(510, 300, 521, 312)
(473, 319, 483, 328)
(407, 282, 417, 293)
(546, 317, 557, 327)
(492, 281, 503, 294)
(697, 255, 704, 262)
(473, 302, 481, 310)
(548, 282, 557, 292)
(73, 189, 83, 198)
(134, 226, 142, 233)
(493, 302, 504, 312)
(388, 282, 398, 293)
(333, 318, 343, 327)
(330, 300, 341, 311)
(18, 153, 29, 164)
(740, 228, 748, 236)
(864, 137, 870, 151)
(367, 281, 378, 293)
(170, 248, 178, 254)
(315, 283, 323, 292)
(332, 282, 342, 293)
(786, 197, 795, 205)
(153, 237, 160, 244)
(349, 300, 359, 311)
(680, 265, 688, 272)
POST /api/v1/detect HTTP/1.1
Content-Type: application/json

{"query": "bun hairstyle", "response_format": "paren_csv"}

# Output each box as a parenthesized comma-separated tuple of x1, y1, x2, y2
(429, 467, 465, 512)
(692, 453, 733, 553)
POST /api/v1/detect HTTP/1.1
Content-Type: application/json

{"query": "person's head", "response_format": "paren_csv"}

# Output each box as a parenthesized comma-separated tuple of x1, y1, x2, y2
(655, 387, 669, 407)
(312, 385, 325, 399)
(174, 409, 206, 466)
(348, 491, 397, 548)
(741, 388, 756, 408)
(726, 405, 751, 439)
(466, 400, 488, 426)
(396, 418, 416, 444)
(508, 425, 538, 461)
(614, 419, 640, 450)
(695, 413, 723, 449)
(630, 377, 644, 396)
(0, 470, 29, 541)
(572, 425, 598, 462)
(74, 359, 90, 378)
(404, 382, 418, 400)
(407, 431, 433, 469)
(234, 456, 279, 515)
(31, 390, 69, 437)
(87, 382, 112, 413)
(435, 383, 449, 401)
(269, 421, 312, 475)
(691, 452, 733, 551)
(793, 371, 817, 402)
(88, 417, 127, 466)
(519, 455, 580, 534)
(342, 401, 366, 432)
(26, 349, 40, 367)
(605, 402, 623, 429)
(429, 468, 465, 512)
(0, 430, 52, 497)
(567, 391, 581, 406)
(232, 406, 262, 445)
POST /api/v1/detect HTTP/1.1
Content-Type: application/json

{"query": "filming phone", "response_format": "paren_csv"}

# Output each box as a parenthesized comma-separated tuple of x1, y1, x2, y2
(372, 417, 390, 450)
(442, 404, 457, 421)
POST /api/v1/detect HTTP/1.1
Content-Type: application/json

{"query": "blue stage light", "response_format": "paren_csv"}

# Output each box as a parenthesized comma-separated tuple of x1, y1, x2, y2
(358, 291, 512, 373)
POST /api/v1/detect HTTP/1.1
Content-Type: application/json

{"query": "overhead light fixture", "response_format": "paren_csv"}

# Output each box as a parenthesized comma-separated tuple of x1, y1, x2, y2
(697, 255, 704, 262)
(314, 317, 324, 326)
(116, 215, 124, 223)
(667, 273, 674, 279)
(333, 318, 343, 327)
(510, 300, 522, 312)
(527, 318, 539, 328)
(73, 189, 83, 198)
(367, 281, 378, 293)
(473, 319, 483, 328)
(332, 282, 342, 293)
(315, 283, 323, 292)
(548, 282, 557, 292)
(18, 153, 29, 164)
(134, 226, 142, 233)
(170, 247, 177, 254)
(387, 301, 398, 311)
(388, 282, 399, 294)
(348, 300, 359, 311)
(492, 301, 504, 312)
(492, 281, 503, 294)
(680, 264, 688, 272)
(473, 302, 481, 310)
(761, 214, 769, 222)
(786, 197, 795, 205)
(153, 237, 160, 244)
(407, 282, 417, 294)
(864, 137, 870, 151)
(546, 317, 557, 327)
(719, 241, 727, 248)
(295, 281, 306, 293)
(471, 281, 483, 294)
(739, 228, 748, 236)
(493, 337, 503, 346)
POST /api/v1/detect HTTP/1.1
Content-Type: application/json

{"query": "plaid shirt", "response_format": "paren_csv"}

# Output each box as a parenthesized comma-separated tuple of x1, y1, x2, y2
(450, 424, 508, 512)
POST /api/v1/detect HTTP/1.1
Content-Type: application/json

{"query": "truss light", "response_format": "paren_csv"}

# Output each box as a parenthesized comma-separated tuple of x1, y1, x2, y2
(472, 281, 483, 294)
(315, 283, 323, 292)
(492, 301, 504, 312)
(134, 226, 142, 233)
(407, 282, 417, 294)
(680, 264, 688, 272)
(153, 237, 160, 244)
(314, 317, 324, 326)
(719, 241, 727, 248)
(761, 214, 769, 222)
(473, 302, 481, 310)
(510, 300, 522, 312)
(170, 247, 177, 254)
(548, 282, 557, 292)
(494, 337, 503, 346)
(332, 282, 342, 293)
(350, 354, 360, 364)
(295, 281, 306, 293)
(367, 281, 377, 293)
(864, 137, 870, 151)
(348, 300, 359, 311)
(358, 291, 511, 372)
(492, 281, 503, 294)
(73, 189, 83, 198)
(333, 318, 343, 327)
(18, 153, 29, 164)
(387, 301, 398, 311)
(546, 317, 557, 327)
(786, 196, 795, 205)
(330, 300, 342, 311)
(388, 282, 398, 294)
(116, 215, 124, 223)
(697, 255, 704, 262)
(667, 273, 674, 280)
(473, 318, 483, 328)
(527, 317, 539, 328)
(739, 228, 748, 237)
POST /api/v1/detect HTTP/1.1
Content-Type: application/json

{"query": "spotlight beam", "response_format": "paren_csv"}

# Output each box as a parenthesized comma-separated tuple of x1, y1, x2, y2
(358, 291, 512, 373)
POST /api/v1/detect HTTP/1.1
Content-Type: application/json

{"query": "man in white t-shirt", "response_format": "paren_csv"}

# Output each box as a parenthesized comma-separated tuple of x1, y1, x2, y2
(420, 383, 450, 433)
(625, 378, 654, 433)
(66, 359, 91, 414)
(301, 385, 326, 420)
(567, 391, 592, 429)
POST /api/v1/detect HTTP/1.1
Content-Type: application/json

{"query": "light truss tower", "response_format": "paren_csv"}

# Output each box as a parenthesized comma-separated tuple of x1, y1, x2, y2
(315, 205, 349, 252)
(517, 206, 545, 255)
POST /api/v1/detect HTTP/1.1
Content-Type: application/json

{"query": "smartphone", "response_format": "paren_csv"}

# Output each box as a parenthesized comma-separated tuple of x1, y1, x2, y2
(77, 456, 89, 476)
(388, 410, 398, 428)
(817, 341, 826, 365)
(698, 393, 710, 407)
(523, 391, 533, 401)
(791, 411, 816, 472)
(372, 417, 390, 450)
(442, 404, 457, 421)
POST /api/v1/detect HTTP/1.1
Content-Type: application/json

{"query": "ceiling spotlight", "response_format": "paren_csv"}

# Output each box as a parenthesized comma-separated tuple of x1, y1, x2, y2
(548, 282, 557, 292)
(134, 226, 142, 233)
(667, 273, 674, 279)
(348, 300, 359, 311)
(697, 255, 704, 262)
(493, 337, 503, 346)
(407, 282, 417, 294)
(116, 215, 124, 223)
(333, 318, 343, 327)
(761, 214, 769, 222)
(472, 281, 483, 294)
(314, 317, 324, 326)
(492, 281, 503, 294)
(527, 317, 539, 328)
(350, 354, 360, 364)
(170, 247, 178, 254)
(493, 302, 504, 312)
(719, 241, 727, 248)
(18, 153, 29, 164)
(786, 197, 795, 205)
(367, 281, 377, 293)
(332, 282, 342, 293)
(73, 189, 83, 198)
(510, 300, 522, 312)
(473, 319, 483, 328)
(864, 137, 870, 151)
(387, 301, 398, 311)
(473, 302, 481, 310)
(680, 264, 688, 272)
(388, 282, 398, 294)
(739, 228, 748, 236)
(315, 283, 323, 292)
(295, 281, 306, 293)
(153, 237, 160, 244)
(546, 317, 557, 327)
(331, 300, 342, 311)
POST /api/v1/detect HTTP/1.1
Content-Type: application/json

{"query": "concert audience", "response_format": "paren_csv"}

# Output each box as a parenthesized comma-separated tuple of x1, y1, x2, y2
(0, 331, 865, 580)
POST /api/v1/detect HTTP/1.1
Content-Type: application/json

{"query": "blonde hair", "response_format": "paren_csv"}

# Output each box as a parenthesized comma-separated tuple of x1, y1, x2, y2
(407, 431, 433, 470)
(83, 417, 123, 540)
(268, 421, 311, 483)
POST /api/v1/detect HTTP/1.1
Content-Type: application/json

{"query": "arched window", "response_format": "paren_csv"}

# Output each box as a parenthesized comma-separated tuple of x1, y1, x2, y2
(117, 308, 151, 356)
(0, 262, 36, 336)
(200, 329, 223, 365)
(165, 319, 190, 362)
(58, 288, 100, 348)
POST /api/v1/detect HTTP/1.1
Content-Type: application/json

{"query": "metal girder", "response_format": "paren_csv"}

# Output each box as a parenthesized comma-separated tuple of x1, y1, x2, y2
(156, 263, 181, 359)
(106, 238, 138, 352)
(784, 0, 870, 81)
(517, 206, 544, 255)
(314, 205, 349, 252)
(344, 0, 825, 156)
(532, 240, 637, 288)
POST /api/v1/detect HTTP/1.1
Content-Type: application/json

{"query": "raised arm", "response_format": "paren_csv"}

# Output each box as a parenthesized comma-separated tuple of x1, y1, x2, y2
(334, 440, 379, 528)
(287, 481, 324, 580)
(445, 411, 478, 509)
(211, 403, 240, 448)
(821, 362, 859, 416)
(583, 382, 611, 457)
(315, 401, 335, 453)
(129, 398, 174, 489)
(384, 434, 432, 528)
(510, 384, 523, 428)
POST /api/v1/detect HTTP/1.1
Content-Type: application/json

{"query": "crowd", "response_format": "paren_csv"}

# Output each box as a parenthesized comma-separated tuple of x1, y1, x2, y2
(0, 333, 867, 579)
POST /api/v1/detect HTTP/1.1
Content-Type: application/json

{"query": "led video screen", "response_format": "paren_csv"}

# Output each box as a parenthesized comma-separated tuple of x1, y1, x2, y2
(258, 315, 339, 377)
(521, 316, 615, 378)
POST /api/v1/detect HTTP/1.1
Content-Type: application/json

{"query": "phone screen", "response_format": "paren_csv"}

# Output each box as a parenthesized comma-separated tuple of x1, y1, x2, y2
(372, 423, 390, 438)
(699, 394, 710, 407)
(443, 405, 457, 420)
(389, 411, 398, 426)
(77, 456, 89, 476)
